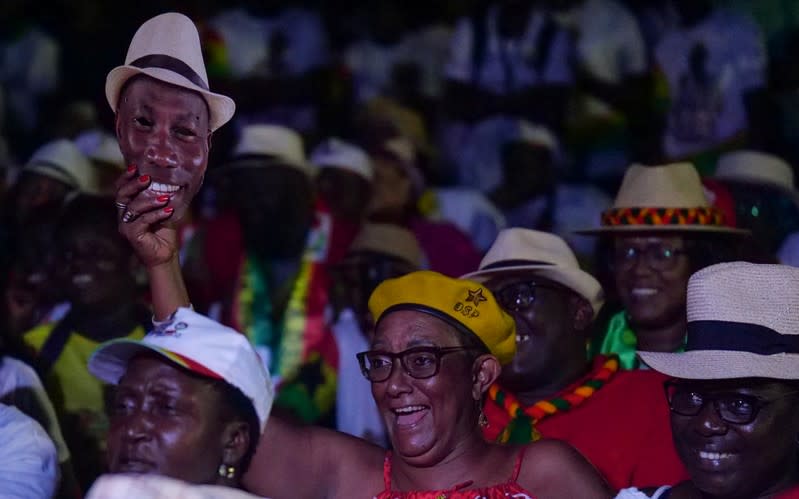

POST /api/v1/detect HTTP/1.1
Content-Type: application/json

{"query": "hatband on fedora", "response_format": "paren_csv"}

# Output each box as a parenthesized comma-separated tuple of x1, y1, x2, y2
(462, 228, 604, 317)
(639, 262, 799, 380)
(577, 162, 748, 235)
(105, 12, 235, 132)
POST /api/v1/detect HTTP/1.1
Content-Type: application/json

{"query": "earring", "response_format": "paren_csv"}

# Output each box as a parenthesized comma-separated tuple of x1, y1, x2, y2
(478, 406, 489, 428)
(218, 464, 236, 479)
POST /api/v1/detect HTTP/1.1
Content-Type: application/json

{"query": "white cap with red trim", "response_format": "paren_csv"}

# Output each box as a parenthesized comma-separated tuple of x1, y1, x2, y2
(88, 307, 273, 431)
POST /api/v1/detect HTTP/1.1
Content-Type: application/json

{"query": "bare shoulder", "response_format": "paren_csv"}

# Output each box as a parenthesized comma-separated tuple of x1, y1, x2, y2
(244, 418, 385, 499)
(517, 439, 612, 499)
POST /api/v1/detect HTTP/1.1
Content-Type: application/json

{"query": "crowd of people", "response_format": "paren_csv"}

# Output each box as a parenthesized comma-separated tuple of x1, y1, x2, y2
(2, 1, 799, 498)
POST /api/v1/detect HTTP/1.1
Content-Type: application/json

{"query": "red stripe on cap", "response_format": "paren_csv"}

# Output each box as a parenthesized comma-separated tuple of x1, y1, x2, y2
(168, 351, 224, 380)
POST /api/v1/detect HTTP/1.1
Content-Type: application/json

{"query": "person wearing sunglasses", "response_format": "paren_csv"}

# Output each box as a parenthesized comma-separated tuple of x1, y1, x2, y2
(617, 262, 799, 499)
(463, 228, 687, 489)
(579, 163, 746, 369)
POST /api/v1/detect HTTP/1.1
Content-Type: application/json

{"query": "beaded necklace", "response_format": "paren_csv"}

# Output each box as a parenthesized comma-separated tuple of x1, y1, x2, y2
(486, 356, 620, 443)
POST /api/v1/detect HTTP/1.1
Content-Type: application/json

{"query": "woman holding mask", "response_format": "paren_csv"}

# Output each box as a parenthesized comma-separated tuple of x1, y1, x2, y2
(116, 163, 610, 497)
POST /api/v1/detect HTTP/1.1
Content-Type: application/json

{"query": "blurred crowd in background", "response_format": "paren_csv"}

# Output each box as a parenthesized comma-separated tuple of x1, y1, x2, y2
(3, 0, 799, 495)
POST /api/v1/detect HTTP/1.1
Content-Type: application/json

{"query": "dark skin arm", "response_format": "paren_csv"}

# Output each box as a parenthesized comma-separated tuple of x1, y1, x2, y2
(243, 416, 384, 498)
(115, 170, 385, 498)
(115, 167, 189, 319)
(518, 439, 612, 498)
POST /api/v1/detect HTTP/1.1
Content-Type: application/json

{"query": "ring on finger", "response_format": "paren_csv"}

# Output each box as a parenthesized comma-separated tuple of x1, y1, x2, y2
(121, 210, 137, 223)
(115, 201, 128, 210)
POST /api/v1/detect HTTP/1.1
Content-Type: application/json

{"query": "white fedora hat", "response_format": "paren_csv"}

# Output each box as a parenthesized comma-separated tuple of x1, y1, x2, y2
(311, 138, 373, 182)
(25, 139, 98, 193)
(578, 162, 748, 235)
(716, 150, 798, 199)
(462, 228, 605, 317)
(639, 262, 799, 380)
(226, 124, 313, 177)
(105, 12, 235, 132)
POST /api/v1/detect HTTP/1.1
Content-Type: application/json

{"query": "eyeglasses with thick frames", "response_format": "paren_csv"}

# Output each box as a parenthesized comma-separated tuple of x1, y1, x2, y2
(664, 380, 799, 425)
(493, 282, 562, 312)
(613, 245, 687, 272)
(356, 346, 476, 383)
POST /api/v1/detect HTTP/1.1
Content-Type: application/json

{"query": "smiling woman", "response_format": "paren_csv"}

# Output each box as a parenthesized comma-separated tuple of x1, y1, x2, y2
(231, 271, 611, 498)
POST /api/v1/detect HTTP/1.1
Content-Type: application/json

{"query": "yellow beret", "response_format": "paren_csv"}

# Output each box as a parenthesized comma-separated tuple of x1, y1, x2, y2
(368, 271, 517, 365)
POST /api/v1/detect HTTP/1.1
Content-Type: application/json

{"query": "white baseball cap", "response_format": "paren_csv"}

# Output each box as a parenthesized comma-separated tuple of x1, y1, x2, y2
(88, 308, 273, 431)
(310, 138, 373, 182)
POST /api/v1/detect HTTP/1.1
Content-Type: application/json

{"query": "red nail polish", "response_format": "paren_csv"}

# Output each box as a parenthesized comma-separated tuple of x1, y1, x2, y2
(139, 175, 150, 183)
(157, 195, 169, 203)
(164, 207, 174, 214)
(127, 164, 136, 173)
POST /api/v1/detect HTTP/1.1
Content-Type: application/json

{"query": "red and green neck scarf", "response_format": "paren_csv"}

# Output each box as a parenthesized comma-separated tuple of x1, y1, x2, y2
(591, 310, 686, 370)
(483, 355, 620, 444)
(231, 201, 359, 423)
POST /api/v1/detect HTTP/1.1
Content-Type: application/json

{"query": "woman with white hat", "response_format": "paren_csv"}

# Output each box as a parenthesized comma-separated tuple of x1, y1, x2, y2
(88, 307, 273, 490)
(580, 162, 747, 369)
(618, 262, 799, 498)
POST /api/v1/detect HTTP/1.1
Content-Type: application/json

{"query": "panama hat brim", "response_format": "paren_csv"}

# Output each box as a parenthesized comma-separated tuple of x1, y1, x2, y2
(639, 349, 799, 380)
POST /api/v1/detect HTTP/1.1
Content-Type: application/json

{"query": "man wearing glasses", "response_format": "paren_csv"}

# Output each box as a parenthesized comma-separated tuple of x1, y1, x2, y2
(463, 228, 687, 490)
(623, 262, 799, 499)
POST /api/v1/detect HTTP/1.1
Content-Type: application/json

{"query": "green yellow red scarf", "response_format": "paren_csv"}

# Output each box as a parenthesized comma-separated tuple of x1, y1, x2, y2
(483, 356, 620, 444)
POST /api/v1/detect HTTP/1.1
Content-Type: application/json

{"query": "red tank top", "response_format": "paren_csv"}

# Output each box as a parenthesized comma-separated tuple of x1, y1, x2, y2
(372, 447, 536, 499)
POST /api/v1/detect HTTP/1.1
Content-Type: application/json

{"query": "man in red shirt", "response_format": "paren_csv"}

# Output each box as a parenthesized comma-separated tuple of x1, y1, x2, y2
(463, 228, 687, 490)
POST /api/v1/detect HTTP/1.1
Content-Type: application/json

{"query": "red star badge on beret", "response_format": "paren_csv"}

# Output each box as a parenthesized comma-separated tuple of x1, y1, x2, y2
(466, 288, 488, 307)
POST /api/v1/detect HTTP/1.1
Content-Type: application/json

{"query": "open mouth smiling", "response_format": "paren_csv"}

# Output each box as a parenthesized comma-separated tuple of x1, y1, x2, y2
(392, 405, 430, 427)
(147, 182, 182, 195)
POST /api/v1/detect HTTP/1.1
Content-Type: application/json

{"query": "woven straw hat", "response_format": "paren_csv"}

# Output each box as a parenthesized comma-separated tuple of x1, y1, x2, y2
(462, 228, 604, 318)
(105, 13, 235, 132)
(348, 223, 423, 268)
(639, 262, 799, 379)
(578, 162, 747, 235)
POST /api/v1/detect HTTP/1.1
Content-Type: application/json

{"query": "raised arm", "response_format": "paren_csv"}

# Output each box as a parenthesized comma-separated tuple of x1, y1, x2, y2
(115, 166, 189, 319)
(244, 416, 384, 499)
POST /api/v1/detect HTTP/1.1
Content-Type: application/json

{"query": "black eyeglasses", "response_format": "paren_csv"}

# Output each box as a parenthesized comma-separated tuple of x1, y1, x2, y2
(356, 347, 475, 382)
(493, 281, 562, 312)
(613, 245, 687, 272)
(664, 380, 799, 425)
